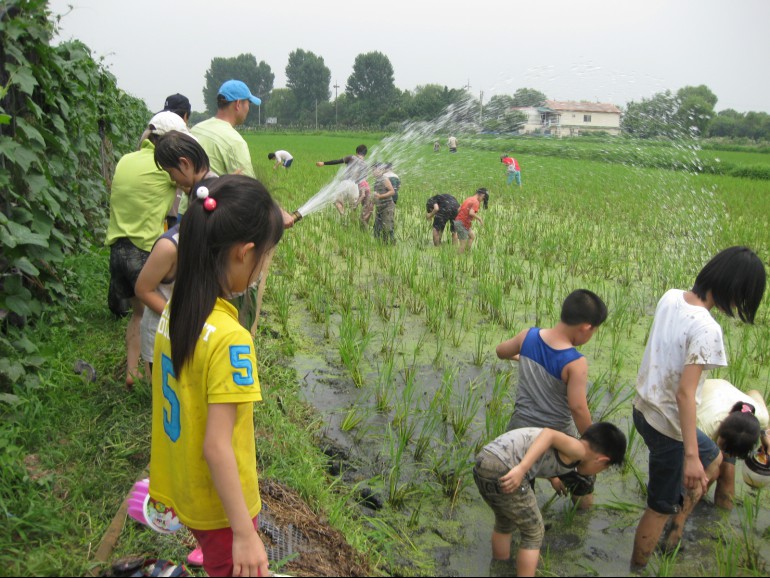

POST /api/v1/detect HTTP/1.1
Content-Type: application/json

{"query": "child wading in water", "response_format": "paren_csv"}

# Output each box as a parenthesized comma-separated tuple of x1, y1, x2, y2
(497, 289, 607, 509)
(474, 423, 626, 577)
(149, 174, 284, 577)
(631, 246, 766, 571)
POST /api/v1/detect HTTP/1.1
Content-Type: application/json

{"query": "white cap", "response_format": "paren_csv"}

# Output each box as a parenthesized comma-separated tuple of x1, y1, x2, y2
(147, 111, 192, 137)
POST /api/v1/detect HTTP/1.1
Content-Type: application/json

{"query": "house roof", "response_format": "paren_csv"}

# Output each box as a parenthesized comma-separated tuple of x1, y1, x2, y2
(544, 100, 621, 114)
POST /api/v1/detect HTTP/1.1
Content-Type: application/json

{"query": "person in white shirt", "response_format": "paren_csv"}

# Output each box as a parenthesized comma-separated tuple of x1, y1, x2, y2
(631, 246, 766, 571)
(268, 150, 293, 170)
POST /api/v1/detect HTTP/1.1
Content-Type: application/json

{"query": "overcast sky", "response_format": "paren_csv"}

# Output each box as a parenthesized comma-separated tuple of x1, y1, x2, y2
(47, 0, 770, 115)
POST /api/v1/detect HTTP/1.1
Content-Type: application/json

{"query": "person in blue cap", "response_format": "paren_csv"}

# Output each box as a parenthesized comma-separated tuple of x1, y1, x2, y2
(191, 80, 261, 178)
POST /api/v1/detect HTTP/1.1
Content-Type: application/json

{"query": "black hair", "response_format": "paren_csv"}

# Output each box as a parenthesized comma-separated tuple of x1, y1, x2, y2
(476, 187, 489, 210)
(356, 144, 368, 156)
(561, 289, 608, 327)
(582, 422, 626, 466)
(268, 152, 276, 160)
(692, 246, 766, 323)
(169, 174, 284, 377)
(154, 131, 210, 174)
(716, 402, 762, 459)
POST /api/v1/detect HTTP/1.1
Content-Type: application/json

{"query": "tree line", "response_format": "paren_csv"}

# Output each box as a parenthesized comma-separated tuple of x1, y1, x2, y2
(200, 51, 770, 142)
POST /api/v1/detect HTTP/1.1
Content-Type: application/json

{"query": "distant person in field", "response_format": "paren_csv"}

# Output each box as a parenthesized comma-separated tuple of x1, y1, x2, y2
(333, 180, 361, 216)
(382, 163, 401, 204)
(454, 187, 488, 253)
(474, 423, 625, 577)
(372, 163, 397, 244)
(268, 150, 293, 170)
(631, 246, 766, 571)
(434, 140, 441, 152)
(447, 135, 458, 153)
(316, 144, 372, 226)
(501, 154, 522, 187)
(106, 112, 188, 388)
(425, 194, 460, 246)
(496, 289, 608, 510)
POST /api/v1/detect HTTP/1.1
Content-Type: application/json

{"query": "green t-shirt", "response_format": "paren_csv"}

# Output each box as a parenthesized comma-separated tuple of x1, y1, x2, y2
(191, 117, 255, 178)
(105, 140, 176, 252)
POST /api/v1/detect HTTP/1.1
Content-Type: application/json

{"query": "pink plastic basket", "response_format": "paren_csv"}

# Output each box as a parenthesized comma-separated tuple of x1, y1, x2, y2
(125, 478, 182, 534)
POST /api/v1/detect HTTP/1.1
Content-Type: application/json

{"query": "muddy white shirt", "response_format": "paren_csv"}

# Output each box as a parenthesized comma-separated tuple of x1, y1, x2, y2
(697, 379, 769, 440)
(634, 289, 727, 441)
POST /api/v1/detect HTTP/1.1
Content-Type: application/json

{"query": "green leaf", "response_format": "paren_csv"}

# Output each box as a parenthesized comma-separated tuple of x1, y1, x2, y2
(0, 393, 22, 406)
(12, 336, 38, 355)
(0, 114, 10, 125)
(16, 118, 46, 146)
(4, 295, 32, 317)
(7, 64, 38, 95)
(5, 222, 49, 247)
(0, 358, 25, 383)
(12, 257, 40, 277)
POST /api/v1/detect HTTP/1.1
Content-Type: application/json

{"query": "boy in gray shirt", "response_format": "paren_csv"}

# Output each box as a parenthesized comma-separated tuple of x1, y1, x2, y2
(474, 423, 626, 576)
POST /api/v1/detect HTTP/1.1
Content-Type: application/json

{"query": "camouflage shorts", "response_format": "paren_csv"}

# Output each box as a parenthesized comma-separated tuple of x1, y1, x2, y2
(473, 451, 544, 549)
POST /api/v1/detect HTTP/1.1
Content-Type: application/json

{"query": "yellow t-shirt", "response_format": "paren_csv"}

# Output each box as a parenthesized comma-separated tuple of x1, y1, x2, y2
(149, 298, 262, 530)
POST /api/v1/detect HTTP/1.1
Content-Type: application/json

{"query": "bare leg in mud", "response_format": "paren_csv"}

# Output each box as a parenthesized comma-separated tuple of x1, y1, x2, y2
(664, 451, 723, 550)
(631, 508, 671, 571)
(125, 297, 144, 388)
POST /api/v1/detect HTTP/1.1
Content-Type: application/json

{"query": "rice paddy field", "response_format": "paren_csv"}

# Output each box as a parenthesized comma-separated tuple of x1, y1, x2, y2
(245, 131, 770, 576)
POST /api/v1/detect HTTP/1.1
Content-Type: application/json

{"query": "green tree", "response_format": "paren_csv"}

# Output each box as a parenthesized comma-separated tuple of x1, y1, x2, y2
(264, 88, 298, 126)
(622, 90, 681, 138)
(512, 88, 547, 107)
(346, 51, 396, 125)
(675, 85, 717, 136)
(406, 84, 466, 121)
(202, 54, 274, 123)
(483, 95, 526, 132)
(285, 49, 331, 117)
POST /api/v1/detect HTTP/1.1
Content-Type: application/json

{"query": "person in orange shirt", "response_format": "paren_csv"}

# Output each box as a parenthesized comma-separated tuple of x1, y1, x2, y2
(453, 187, 489, 253)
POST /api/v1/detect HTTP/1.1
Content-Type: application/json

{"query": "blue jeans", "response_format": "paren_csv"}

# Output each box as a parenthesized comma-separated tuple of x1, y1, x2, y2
(507, 170, 521, 186)
(633, 408, 720, 514)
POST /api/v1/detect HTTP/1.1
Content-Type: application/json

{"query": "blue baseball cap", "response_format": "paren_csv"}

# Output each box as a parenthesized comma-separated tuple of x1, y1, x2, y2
(217, 80, 262, 105)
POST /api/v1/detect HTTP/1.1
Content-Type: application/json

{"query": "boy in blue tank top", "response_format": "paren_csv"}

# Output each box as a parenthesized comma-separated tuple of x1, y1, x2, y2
(496, 289, 608, 509)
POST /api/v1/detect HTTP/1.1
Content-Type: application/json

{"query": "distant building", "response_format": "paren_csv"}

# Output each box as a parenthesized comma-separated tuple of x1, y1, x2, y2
(513, 100, 622, 137)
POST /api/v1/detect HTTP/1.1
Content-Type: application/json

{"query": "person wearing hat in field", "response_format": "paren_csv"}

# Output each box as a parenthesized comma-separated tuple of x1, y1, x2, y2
(191, 80, 261, 178)
(454, 187, 489, 253)
(106, 111, 192, 388)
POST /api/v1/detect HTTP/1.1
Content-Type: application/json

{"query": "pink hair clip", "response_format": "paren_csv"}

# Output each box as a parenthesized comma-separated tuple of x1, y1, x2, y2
(741, 403, 754, 414)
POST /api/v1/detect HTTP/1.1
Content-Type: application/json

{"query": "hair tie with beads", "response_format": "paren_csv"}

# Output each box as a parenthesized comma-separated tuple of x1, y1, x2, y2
(196, 185, 217, 212)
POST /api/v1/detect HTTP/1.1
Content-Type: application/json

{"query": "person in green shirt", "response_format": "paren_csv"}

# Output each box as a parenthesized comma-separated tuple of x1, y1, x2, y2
(106, 111, 189, 388)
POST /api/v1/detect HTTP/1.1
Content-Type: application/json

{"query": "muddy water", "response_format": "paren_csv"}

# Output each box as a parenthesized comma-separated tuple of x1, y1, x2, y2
(288, 305, 770, 577)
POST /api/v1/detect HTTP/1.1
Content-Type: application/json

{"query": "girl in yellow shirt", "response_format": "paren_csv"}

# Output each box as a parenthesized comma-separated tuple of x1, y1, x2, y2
(149, 174, 284, 577)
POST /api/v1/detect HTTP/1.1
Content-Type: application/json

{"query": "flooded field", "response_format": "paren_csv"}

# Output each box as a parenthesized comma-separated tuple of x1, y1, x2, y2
(253, 133, 770, 576)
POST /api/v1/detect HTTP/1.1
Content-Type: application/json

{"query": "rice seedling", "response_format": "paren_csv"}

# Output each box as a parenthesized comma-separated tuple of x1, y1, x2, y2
(429, 443, 475, 508)
(713, 524, 740, 577)
(472, 327, 488, 366)
(651, 543, 680, 577)
(736, 488, 764, 572)
(449, 379, 483, 442)
(340, 405, 365, 432)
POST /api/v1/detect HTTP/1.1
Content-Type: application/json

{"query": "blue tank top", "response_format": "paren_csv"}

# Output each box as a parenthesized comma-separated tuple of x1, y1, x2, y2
(519, 327, 583, 381)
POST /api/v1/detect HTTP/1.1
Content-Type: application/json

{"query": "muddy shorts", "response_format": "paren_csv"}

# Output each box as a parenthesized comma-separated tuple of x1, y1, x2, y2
(633, 407, 721, 515)
(433, 212, 458, 233)
(473, 451, 544, 549)
(108, 238, 150, 303)
(454, 220, 471, 241)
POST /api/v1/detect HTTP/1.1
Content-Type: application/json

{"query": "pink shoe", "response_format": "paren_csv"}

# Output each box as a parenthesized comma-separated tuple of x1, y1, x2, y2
(186, 547, 204, 566)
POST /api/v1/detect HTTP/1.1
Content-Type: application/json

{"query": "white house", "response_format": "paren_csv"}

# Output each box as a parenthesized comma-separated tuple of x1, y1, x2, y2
(513, 101, 622, 137)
